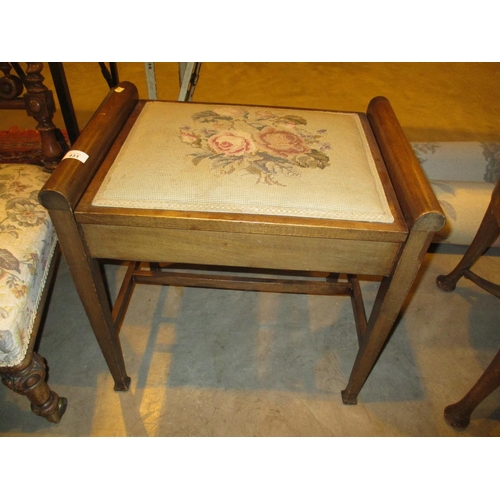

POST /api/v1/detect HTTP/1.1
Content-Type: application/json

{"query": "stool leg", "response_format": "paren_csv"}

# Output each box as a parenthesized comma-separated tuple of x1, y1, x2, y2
(49, 211, 131, 391)
(437, 203, 500, 292)
(444, 348, 500, 430)
(342, 231, 434, 404)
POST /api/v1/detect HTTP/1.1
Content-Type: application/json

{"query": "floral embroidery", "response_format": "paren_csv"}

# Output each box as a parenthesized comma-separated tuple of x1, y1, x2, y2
(208, 131, 255, 156)
(179, 107, 331, 186)
(0, 243, 42, 299)
(0, 330, 21, 364)
(1, 166, 48, 238)
(0, 163, 56, 367)
(5, 198, 47, 227)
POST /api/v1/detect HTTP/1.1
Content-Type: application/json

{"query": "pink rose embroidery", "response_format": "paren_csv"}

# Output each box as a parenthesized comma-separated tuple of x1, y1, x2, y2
(213, 107, 247, 119)
(180, 107, 330, 186)
(257, 127, 310, 158)
(208, 131, 255, 156)
(253, 109, 274, 120)
(180, 131, 200, 145)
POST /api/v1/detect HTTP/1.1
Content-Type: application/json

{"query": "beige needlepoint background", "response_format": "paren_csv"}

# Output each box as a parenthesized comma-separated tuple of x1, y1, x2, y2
(93, 102, 395, 223)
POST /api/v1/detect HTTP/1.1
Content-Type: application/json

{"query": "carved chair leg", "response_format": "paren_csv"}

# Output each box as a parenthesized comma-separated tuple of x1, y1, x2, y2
(1, 352, 67, 423)
(444, 348, 500, 430)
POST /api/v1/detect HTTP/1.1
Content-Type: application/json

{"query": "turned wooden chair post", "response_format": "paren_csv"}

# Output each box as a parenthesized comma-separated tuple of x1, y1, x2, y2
(0, 245, 66, 423)
(1, 352, 66, 423)
(437, 179, 500, 430)
(23, 62, 68, 170)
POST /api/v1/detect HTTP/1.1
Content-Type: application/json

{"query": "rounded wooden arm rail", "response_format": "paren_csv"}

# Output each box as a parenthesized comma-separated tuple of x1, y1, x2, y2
(39, 81, 139, 211)
(367, 96, 445, 233)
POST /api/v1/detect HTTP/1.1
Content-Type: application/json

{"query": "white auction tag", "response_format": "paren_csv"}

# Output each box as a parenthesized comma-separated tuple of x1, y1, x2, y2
(115, 86, 125, 93)
(63, 150, 89, 163)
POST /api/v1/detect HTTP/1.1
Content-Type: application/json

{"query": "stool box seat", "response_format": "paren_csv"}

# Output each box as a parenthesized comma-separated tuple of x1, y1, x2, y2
(75, 100, 408, 276)
(92, 101, 396, 224)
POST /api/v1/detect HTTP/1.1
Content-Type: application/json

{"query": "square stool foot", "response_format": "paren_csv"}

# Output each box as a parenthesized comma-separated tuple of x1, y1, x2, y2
(113, 376, 131, 392)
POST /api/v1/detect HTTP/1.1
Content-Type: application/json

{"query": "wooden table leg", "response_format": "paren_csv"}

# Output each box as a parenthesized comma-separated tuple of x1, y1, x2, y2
(437, 203, 500, 292)
(444, 348, 500, 430)
(437, 191, 500, 429)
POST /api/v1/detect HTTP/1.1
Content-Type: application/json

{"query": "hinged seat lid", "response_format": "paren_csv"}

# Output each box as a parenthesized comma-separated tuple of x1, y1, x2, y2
(92, 101, 395, 224)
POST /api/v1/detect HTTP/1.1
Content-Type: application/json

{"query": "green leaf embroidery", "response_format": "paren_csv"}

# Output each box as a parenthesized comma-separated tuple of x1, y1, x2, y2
(0, 248, 21, 273)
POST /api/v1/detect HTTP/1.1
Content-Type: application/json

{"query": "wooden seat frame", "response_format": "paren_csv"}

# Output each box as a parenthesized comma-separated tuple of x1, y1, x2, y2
(39, 82, 445, 406)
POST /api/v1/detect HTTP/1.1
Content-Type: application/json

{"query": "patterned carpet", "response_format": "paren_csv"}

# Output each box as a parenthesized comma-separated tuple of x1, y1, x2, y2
(0, 126, 68, 165)
(0, 127, 43, 165)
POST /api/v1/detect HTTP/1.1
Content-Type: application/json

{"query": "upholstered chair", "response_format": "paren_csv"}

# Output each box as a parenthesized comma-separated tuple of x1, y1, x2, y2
(0, 63, 67, 422)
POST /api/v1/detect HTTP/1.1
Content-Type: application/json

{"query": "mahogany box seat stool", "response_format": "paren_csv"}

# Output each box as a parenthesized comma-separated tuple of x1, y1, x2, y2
(39, 82, 445, 405)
